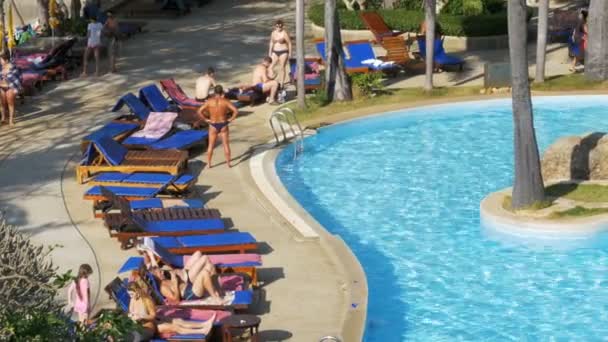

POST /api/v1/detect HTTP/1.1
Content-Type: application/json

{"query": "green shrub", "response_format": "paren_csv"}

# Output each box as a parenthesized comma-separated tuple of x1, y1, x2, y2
(442, 0, 505, 15)
(351, 72, 385, 97)
(308, 3, 509, 37)
(309, 87, 329, 106)
(463, 0, 484, 16)
(395, 0, 423, 10)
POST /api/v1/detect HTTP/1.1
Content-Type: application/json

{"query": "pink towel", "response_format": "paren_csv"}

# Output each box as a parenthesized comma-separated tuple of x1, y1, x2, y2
(218, 274, 244, 291)
(130, 112, 177, 139)
(156, 308, 230, 338)
(183, 253, 262, 266)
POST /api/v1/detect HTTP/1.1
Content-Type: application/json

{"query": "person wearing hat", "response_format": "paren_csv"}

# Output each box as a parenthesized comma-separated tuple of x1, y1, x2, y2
(195, 66, 216, 102)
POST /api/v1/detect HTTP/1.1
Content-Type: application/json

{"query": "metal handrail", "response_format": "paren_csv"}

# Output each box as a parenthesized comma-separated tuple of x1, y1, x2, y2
(319, 336, 341, 342)
(268, 108, 305, 158)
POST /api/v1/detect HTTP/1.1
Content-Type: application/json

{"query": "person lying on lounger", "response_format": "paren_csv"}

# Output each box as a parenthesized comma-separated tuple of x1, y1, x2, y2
(252, 56, 279, 105)
(145, 250, 227, 304)
(195, 66, 216, 102)
(196, 85, 238, 168)
(127, 281, 216, 338)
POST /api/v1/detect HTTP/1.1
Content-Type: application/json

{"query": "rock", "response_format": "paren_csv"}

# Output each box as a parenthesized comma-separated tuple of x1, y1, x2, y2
(541, 132, 608, 181)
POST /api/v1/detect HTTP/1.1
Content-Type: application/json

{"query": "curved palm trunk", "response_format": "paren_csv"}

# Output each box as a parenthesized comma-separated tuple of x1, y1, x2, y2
(37, 0, 49, 27)
(534, 0, 549, 83)
(295, 0, 306, 109)
(586, 0, 608, 81)
(508, 0, 545, 209)
(325, 0, 352, 102)
(424, 0, 435, 91)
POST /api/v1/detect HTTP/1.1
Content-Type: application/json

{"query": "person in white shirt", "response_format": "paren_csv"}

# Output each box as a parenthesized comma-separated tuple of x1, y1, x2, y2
(81, 16, 103, 77)
(195, 67, 216, 102)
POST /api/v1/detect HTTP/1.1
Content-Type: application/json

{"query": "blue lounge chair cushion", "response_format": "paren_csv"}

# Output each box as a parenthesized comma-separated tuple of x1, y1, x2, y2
(85, 185, 161, 198)
(139, 84, 173, 112)
(111, 280, 130, 312)
(122, 136, 160, 145)
(149, 130, 208, 150)
(158, 334, 206, 341)
(127, 173, 193, 185)
(233, 290, 254, 305)
(112, 93, 151, 120)
(92, 172, 130, 183)
(130, 198, 204, 210)
(418, 37, 464, 66)
(83, 122, 140, 142)
(118, 256, 144, 273)
(143, 219, 225, 233)
(345, 41, 375, 69)
(154, 232, 255, 249)
(92, 135, 128, 165)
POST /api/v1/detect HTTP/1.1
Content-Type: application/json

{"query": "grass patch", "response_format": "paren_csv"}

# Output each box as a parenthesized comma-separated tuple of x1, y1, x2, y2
(531, 73, 608, 91)
(549, 206, 608, 219)
(288, 86, 482, 123)
(545, 183, 608, 203)
(502, 195, 553, 212)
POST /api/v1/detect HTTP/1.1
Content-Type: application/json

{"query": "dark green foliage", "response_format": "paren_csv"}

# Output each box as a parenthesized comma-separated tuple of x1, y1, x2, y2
(441, 0, 505, 15)
(395, 0, 423, 10)
(58, 17, 88, 36)
(308, 2, 509, 36)
(351, 72, 385, 97)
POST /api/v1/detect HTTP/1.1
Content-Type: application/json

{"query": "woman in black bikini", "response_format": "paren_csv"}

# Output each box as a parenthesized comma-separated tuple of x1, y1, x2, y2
(268, 19, 292, 88)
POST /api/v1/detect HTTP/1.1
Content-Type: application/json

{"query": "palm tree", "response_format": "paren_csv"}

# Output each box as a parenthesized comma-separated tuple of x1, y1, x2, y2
(586, 0, 608, 81)
(508, 0, 545, 209)
(325, 0, 353, 102)
(37, 0, 49, 27)
(295, 0, 306, 109)
(534, 0, 549, 83)
(424, 0, 435, 91)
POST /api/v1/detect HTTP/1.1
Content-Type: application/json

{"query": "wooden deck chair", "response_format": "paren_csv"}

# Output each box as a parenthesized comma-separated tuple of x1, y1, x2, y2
(145, 233, 258, 255)
(380, 35, 411, 65)
(359, 11, 404, 43)
(76, 135, 187, 183)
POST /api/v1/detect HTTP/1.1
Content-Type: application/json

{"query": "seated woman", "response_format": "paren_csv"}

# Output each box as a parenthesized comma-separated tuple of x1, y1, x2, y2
(127, 281, 215, 338)
(0, 52, 21, 126)
(144, 250, 224, 304)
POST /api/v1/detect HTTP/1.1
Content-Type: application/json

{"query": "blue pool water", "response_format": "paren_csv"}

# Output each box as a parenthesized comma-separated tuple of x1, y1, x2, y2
(275, 96, 608, 341)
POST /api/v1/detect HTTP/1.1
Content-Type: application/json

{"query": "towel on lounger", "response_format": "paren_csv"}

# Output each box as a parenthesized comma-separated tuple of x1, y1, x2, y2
(130, 112, 178, 140)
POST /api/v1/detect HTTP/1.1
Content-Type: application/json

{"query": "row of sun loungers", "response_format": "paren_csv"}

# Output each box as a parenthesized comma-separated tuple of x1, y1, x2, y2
(77, 85, 264, 340)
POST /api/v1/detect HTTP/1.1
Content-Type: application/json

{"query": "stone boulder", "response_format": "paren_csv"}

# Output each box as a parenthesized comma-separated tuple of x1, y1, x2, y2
(541, 132, 608, 181)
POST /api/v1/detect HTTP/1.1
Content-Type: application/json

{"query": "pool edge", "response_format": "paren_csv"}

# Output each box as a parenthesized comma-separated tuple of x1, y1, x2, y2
(250, 147, 369, 342)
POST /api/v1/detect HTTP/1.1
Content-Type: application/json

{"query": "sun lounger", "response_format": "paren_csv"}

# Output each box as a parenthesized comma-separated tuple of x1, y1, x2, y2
(417, 36, 465, 71)
(146, 232, 257, 255)
(160, 79, 204, 110)
(379, 35, 412, 66)
(105, 277, 230, 341)
(76, 135, 187, 183)
(146, 130, 208, 150)
(289, 57, 323, 91)
(112, 93, 152, 121)
(130, 198, 205, 210)
(81, 121, 141, 151)
(344, 40, 401, 74)
(90, 172, 196, 192)
(142, 238, 261, 285)
(359, 11, 404, 44)
(139, 84, 180, 113)
(315, 40, 370, 74)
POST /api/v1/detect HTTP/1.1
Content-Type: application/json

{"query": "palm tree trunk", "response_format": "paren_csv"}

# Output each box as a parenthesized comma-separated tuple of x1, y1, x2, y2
(534, 0, 548, 83)
(424, 0, 435, 91)
(586, 0, 608, 81)
(295, 0, 306, 109)
(37, 0, 49, 27)
(508, 0, 545, 209)
(325, 0, 353, 102)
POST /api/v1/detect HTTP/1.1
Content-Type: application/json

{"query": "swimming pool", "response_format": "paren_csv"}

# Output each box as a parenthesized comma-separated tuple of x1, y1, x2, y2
(275, 96, 608, 341)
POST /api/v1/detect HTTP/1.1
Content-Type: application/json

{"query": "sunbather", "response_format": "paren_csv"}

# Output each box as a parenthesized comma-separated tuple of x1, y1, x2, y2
(127, 281, 215, 338)
(0, 52, 21, 126)
(268, 19, 292, 88)
(195, 66, 216, 102)
(196, 85, 238, 168)
(252, 56, 279, 105)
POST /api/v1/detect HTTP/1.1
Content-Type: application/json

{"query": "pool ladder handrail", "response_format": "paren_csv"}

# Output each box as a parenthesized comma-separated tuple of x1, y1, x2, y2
(269, 108, 304, 159)
(319, 336, 341, 342)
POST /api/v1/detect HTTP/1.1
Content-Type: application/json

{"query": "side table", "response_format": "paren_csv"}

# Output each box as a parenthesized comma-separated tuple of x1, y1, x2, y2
(221, 314, 261, 342)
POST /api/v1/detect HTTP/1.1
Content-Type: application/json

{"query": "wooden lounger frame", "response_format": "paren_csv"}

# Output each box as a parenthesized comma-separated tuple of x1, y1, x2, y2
(89, 175, 195, 193)
(76, 148, 187, 184)
(359, 11, 404, 43)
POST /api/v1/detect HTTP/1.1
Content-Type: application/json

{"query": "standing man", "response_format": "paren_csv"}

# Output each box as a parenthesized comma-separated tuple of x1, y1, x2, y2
(104, 11, 120, 73)
(195, 66, 216, 102)
(196, 85, 238, 168)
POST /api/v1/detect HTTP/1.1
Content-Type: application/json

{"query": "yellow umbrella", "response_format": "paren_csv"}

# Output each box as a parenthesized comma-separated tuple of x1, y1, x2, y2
(7, 3, 14, 50)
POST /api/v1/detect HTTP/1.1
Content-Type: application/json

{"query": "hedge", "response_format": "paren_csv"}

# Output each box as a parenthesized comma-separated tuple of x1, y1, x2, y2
(308, 2, 510, 37)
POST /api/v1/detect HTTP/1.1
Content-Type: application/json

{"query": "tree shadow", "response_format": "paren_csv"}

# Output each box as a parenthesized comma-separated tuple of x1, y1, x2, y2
(570, 132, 604, 180)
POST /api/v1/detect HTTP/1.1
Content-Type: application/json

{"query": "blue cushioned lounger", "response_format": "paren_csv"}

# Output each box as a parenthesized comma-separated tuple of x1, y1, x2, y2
(94, 135, 128, 166)
(130, 198, 204, 210)
(112, 93, 151, 120)
(122, 136, 159, 146)
(83, 122, 140, 142)
(345, 41, 400, 71)
(139, 84, 176, 112)
(92, 172, 194, 185)
(417, 37, 465, 69)
(85, 185, 161, 198)
(118, 256, 144, 273)
(143, 219, 225, 233)
(152, 232, 257, 254)
(149, 130, 208, 150)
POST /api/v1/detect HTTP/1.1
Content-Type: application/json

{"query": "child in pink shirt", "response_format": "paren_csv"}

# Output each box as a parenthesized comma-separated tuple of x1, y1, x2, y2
(67, 264, 93, 323)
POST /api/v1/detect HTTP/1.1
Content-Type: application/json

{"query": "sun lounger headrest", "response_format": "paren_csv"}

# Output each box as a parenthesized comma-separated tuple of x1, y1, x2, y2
(139, 84, 174, 113)
(112, 93, 151, 121)
(92, 136, 128, 166)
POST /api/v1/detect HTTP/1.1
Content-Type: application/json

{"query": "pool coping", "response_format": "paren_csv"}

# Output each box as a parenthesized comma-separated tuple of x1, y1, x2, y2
(250, 146, 368, 342)
(251, 91, 608, 339)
